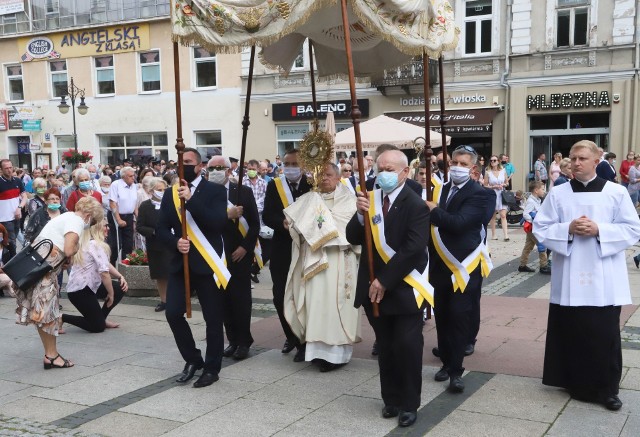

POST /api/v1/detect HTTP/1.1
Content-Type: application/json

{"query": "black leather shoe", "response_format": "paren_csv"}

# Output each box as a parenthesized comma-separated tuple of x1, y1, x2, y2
(381, 405, 399, 419)
(193, 371, 219, 388)
(518, 265, 535, 273)
(232, 346, 250, 360)
(223, 344, 238, 358)
(464, 344, 475, 356)
(371, 341, 378, 356)
(293, 345, 306, 362)
(281, 340, 295, 354)
(539, 266, 551, 275)
(319, 361, 344, 373)
(634, 256, 640, 269)
(176, 362, 203, 383)
(449, 375, 464, 393)
(251, 273, 260, 283)
(604, 395, 622, 411)
(432, 347, 440, 358)
(434, 366, 450, 382)
(398, 410, 417, 427)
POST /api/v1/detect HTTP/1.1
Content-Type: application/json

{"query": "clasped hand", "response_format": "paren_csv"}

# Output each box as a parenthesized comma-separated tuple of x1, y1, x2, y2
(177, 180, 192, 201)
(228, 206, 243, 220)
(569, 215, 599, 237)
(356, 191, 369, 214)
(177, 237, 190, 254)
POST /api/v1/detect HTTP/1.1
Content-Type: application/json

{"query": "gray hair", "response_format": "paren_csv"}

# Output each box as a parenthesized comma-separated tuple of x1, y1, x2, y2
(99, 176, 112, 185)
(120, 166, 135, 176)
(452, 148, 478, 165)
(326, 162, 340, 175)
(86, 164, 97, 172)
(149, 177, 167, 191)
(32, 177, 47, 189)
(75, 168, 90, 180)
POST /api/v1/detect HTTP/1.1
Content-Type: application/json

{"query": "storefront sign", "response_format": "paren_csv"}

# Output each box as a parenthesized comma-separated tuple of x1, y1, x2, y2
(0, 0, 24, 15)
(527, 91, 611, 110)
(22, 120, 41, 131)
(18, 24, 150, 60)
(30, 143, 41, 152)
(400, 93, 487, 107)
(17, 137, 30, 154)
(0, 110, 7, 131)
(8, 109, 22, 129)
(386, 108, 499, 135)
(272, 99, 369, 121)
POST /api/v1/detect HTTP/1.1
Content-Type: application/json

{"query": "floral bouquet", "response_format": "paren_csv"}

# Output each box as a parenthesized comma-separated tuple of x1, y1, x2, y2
(121, 249, 149, 266)
(62, 149, 93, 164)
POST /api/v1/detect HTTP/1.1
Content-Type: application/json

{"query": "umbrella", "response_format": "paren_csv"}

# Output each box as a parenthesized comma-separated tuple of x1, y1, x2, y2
(325, 111, 336, 145)
(334, 115, 449, 151)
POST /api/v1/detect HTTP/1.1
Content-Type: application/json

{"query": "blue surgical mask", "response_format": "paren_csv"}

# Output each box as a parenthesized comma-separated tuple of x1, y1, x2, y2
(47, 203, 61, 211)
(283, 167, 301, 182)
(377, 171, 399, 193)
(79, 181, 92, 191)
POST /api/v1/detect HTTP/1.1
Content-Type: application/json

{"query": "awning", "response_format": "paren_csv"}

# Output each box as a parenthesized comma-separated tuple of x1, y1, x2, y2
(385, 108, 500, 135)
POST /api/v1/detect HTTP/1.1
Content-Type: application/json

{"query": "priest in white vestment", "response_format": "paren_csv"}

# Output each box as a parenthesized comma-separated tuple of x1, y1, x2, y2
(534, 140, 640, 411)
(283, 163, 361, 372)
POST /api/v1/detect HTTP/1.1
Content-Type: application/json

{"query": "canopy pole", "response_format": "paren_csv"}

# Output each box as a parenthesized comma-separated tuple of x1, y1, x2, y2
(438, 56, 448, 182)
(237, 45, 256, 204)
(309, 40, 319, 130)
(422, 52, 433, 201)
(339, 0, 379, 317)
(172, 41, 191, 318)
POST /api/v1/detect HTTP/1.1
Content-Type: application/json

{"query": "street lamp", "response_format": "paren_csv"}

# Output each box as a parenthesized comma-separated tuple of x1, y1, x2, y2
(57, 77, 89, 151)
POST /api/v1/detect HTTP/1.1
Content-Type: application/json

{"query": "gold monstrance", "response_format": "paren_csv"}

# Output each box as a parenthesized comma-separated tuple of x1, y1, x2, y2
(298, 120, 334, 191)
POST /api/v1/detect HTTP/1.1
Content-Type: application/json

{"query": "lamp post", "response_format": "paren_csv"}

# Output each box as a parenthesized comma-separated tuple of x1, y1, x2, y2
(57, 77, 89, 152)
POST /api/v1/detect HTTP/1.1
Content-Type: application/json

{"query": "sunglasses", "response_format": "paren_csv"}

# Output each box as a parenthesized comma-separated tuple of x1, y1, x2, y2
(207, 166, 228, 171)
(342, 169, 352, 172)
(454, 145, 477, 155)
(490, 159, 498, 162)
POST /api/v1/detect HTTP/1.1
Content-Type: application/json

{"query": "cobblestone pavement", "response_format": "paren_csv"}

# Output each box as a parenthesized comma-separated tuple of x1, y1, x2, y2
(0, 415, 101, 437)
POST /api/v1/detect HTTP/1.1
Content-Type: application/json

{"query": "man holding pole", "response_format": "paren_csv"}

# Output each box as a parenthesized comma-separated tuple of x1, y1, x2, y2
(157, 148, 229, 388)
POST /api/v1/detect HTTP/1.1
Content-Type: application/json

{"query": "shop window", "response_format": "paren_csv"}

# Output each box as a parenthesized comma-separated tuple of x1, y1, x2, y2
(193, 47, 217, 89)
(95, 55, 115, 96)
(195, 130, 223, 158)
(530, 115, 568, 130)
(139, 50, 161, 92)
(463, 0, 492, 55)
(277, 124, 309, 156)
(569, 112, 609, 129)
(556, 0, 589, 48)
(49, 60, 68, 98)
(98, 132, 167, 166)
(6, 64, 24, 101)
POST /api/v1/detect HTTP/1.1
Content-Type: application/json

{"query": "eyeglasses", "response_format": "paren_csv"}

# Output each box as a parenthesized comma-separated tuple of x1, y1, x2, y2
(207, 166, 228, 171)
(342, 169, 352, 173)
(490, 159, 498, 162)
(454, 145, 478, 155)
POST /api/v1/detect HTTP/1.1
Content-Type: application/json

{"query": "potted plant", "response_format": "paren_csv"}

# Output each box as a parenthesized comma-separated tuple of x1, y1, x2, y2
(117, 249, 156, 297)
(61, 149, 93, 165)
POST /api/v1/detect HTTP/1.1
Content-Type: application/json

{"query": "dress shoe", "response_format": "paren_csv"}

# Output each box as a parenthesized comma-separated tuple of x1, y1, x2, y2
(371, 340, 379, 356)
(398, 410, 417, 427)
(518, 265, 535, 273)
(634, 255, 640, 269)
(223, 344, 238, 358)
(193, 371, 219, 388)
(281, 340, 295, 354)
(449, 375, 464, 393)
(381, 405, 399, 419)
(251, 273, 260, 283)
(604, 395, 622, 411)
(154, 302, 166, 312)
(319, 361, 344, 373)
(232, 346, 250, 360)
(293, 345, 306, 362)
(434, 366, 449, 382)
(432, 347, 440, 358)
(539, 266, 551, 275)
(464, 343, 475, 356)
(176, 362, 203, 383)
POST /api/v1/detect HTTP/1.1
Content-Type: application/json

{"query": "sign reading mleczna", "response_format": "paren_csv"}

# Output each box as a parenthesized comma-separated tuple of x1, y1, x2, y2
(527, 91, 611, 110)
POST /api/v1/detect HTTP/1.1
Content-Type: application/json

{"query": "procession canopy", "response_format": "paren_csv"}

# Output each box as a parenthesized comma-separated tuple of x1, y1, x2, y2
(172, 0, 459, 78)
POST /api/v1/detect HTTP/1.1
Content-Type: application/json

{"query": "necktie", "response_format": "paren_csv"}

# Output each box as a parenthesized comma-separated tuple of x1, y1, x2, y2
(445, 186, 459, 208)
(290, 182, 298, 197)
(383, 195, 390, 218)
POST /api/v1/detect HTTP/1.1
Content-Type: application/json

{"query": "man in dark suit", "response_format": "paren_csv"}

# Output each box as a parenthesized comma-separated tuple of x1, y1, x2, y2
(262, 149, 312, 361)
(347, 150, 430, 428)
(426, 145, 488, 393)
(157, 148, 228, 388)
(207, 155, 259, 361)
(596, 152, 617, 182)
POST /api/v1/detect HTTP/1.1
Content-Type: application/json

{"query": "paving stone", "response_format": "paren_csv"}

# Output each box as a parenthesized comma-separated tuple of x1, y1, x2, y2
(0, 386, 42, 407)
(1, 362, 103, 389)
(620, 367, 640, 390)
(620, 414, 640, 437)
(0, 397, 86, 424)
(426, 410, 549, 437)
(78, 411, 180, 437)
(457, 374, 568, 423)
(566, 388, 640, 417)
(546, 406, 627, 437)
(0, 380, 30, 398)
(221, 349, 311, 384)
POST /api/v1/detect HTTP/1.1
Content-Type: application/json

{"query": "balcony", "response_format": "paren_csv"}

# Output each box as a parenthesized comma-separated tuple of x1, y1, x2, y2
(371, 58, 439, 95)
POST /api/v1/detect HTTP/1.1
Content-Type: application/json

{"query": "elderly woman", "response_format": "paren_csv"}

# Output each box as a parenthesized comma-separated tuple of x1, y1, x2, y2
(61, 220, 128, 333)
(66, 168, 102, 212)
(548, 152, 563, 187)
(136, 178, 171, 312)
(24, 188, 66, 246)
(13, 197, 104, 369)
(553, 158, 572, 187)
(27, 177, 48, 217)
(134, 175, 154, 251)
(627, 155, 640, 207)
(484, 155, 509, 241)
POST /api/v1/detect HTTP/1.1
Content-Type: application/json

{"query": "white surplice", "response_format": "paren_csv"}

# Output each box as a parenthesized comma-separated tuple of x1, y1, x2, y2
(533, 180, 640, 306)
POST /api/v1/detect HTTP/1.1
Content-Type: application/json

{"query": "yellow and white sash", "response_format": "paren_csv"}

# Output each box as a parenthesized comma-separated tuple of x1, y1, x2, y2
(341, 178, 356, 196)
(368, 189, 434, 308)
(227, 200, 263, 268)
(421, 176, 443, 201)
(430, 182, 493, 292)
(274, 176, 294, 208)
(172, 185, 231, 289)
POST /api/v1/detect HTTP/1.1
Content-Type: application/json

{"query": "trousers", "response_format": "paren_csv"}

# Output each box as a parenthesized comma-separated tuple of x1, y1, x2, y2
(63, 282, 124, 333)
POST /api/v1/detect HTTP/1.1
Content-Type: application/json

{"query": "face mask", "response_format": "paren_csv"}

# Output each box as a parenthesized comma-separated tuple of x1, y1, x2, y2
(79, 181, 92, 191)
(100, 186, 110, 193)
(36, 187, 46, 195)
(612, 160, 617, 164)
(89, 172, 97, 179)
(449, 166, 471, 185)
(377, 171, 399, 193)
(283, 167, 301, 181)
(47, 203, 61, 211)
(247, 170, 258, 179)
(208, 170, 227, 185)
(501, 161, 507, 165)
(182, 164, 198, 183)
(153, 190, 164, 199)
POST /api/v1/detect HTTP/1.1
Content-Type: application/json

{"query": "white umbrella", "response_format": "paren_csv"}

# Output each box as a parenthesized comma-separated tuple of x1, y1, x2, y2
(334, 115, 449, 151)
(325, 111, 336, 144)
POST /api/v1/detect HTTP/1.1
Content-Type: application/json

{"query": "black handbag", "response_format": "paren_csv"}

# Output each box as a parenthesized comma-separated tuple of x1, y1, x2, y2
(501, 190, 517, 207)
(3, 239, 55, 291)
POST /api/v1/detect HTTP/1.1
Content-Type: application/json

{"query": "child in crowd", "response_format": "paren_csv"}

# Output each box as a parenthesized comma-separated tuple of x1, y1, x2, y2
(518, 181, 551, 274)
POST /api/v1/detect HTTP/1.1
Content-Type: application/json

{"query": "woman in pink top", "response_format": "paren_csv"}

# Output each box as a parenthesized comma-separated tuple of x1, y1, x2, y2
(548, 152, 562, 187)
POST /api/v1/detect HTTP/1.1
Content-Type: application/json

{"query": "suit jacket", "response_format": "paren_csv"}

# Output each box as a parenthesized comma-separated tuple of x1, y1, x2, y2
(365, 176, 423, 196)
(137, 200, 165, 252)
(346, 184, 430, 315)
(428, 180, 487, 287)
(596, 160, 616, 182)
(223, 183, 260, 262)
(156, 178, 228, 275)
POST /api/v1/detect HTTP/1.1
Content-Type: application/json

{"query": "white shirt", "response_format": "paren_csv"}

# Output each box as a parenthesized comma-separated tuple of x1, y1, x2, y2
(37, 212, 84, 250)
(109, 179, 138, 214)
(190, 176, 203, 195)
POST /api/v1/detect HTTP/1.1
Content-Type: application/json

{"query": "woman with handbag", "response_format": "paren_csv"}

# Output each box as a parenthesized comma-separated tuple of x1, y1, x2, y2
(10, 197, 104, 369)
(61, 220, 128, 332)
(24, 188, 66, 246)
(484, 155, 510, 241)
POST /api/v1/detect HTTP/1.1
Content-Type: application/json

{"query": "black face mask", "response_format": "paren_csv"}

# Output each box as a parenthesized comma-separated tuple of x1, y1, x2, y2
(501, 161, 507, 165)
(183, 164, 198, 183)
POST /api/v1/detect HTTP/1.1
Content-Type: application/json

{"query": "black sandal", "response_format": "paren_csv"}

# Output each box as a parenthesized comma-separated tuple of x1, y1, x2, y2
(44, 354, 74, 370)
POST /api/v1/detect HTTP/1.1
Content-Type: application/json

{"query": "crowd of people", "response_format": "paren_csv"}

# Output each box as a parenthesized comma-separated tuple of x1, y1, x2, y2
(1, 138, 639, 428)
